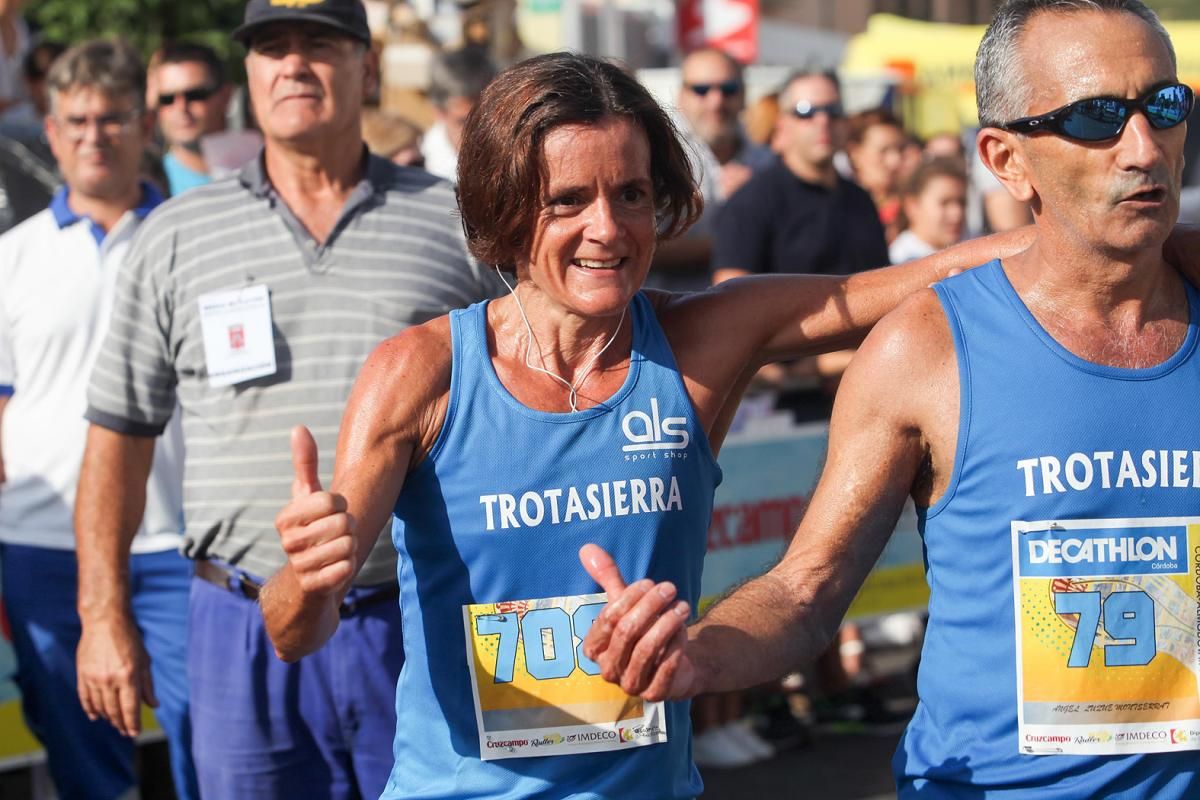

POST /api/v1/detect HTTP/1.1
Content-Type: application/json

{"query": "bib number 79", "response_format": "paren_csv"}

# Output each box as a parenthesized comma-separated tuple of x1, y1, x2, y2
(475, 603, 604, 683)
(1053, 589, 1156, 668)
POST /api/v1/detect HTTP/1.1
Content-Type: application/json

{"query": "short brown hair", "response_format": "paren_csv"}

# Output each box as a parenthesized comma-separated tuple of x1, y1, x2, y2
(897, 157, 968, 231)
(902, 156, 968, 201)
(47, 37, 146, 113)
(158, 41, 227, 88)
(846, 107, 904, 148)
(457, 52, 702, 271)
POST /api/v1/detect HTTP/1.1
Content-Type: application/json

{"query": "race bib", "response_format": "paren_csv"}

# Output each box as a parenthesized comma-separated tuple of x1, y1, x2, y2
(463, 592, 668, 760)
(197, 284, 277, 387)
(1011, 517, 1200, 755)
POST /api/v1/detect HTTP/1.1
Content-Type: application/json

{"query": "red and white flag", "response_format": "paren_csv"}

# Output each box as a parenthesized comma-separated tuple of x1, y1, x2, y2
(677, 0, 759, 65)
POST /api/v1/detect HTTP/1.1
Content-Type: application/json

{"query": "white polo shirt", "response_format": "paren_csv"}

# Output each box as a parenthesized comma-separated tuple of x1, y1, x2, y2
(0, 187, 184, 552)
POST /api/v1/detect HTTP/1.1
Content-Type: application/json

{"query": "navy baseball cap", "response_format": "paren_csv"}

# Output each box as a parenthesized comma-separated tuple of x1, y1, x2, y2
(232, 0, 371, 46)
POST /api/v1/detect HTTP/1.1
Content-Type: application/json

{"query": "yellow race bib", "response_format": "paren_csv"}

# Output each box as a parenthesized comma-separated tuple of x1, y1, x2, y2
(1012, 517, 1200, 754)
(463, 592, 668, 760)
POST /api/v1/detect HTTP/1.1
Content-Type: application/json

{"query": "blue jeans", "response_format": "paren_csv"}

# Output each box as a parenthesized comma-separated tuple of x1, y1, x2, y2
(188, 574, 404, 799)
(0, 543, 198, 800)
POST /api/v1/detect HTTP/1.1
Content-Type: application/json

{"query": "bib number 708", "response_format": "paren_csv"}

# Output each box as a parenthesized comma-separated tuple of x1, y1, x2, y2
(475, 603, 604, 683)
(1053, 590, 1156, 668)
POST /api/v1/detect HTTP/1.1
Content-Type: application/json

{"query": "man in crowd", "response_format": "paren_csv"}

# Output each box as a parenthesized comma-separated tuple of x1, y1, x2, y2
(677, 47, 773, 213)
(0, 38, 197, 800)
(713, 71, 888, 406)
(420, 44, 495, 182)
(74, 1, 500, 796)
(651, 46, 773, 290)
(711, 69, 888, 282)
(152, 41, 232, 195)
(712, 71, 888, 395)
(585, 1, 1200, 797)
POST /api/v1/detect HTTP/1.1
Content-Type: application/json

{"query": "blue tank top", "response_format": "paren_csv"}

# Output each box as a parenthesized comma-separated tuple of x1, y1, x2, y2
(382, 292, 721, 799)
(900, 261, 1200, 798)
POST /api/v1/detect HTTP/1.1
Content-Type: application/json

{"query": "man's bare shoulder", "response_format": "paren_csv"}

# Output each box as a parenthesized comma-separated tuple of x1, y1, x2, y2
(860, 287, 953, 366)
(827, 287, 961, 505)
(839, 287, 956, 425)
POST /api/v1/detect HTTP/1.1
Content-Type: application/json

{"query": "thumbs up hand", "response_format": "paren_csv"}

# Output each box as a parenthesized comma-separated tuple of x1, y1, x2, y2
(578, 544, 699, 702)
(291, 422, 324, 500)
(274, 426, 357, 599)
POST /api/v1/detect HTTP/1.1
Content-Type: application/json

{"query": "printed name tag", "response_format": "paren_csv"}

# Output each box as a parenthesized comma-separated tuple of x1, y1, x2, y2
(197, 284, 277, 387)
(1011, 517, 1200, 755)
(463, 592, 667, 760)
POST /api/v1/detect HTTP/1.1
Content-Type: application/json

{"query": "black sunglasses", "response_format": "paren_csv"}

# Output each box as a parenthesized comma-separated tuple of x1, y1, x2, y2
(686, 81, 742, 98)
(791, 100, 844, 120)
(158, 85, 219, 107)
(998, 82, 1194, 142)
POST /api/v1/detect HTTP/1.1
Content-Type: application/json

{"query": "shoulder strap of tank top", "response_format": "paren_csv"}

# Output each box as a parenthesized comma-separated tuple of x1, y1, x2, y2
(445, 300, 491, 414)
(627, 291, 684, 375)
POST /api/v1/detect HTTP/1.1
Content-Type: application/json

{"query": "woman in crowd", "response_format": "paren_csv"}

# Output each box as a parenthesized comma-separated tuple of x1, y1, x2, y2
(845, 108, 908, 242)
(889, 157, 969, 264)
(262, 52, 1024, 799)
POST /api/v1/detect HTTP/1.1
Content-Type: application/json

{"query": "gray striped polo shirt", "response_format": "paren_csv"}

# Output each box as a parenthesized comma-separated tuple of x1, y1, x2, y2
(86, 153, 503, 585)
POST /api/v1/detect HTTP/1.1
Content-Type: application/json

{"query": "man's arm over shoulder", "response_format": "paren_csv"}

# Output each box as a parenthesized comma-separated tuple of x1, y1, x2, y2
(262, 318, 453, 660)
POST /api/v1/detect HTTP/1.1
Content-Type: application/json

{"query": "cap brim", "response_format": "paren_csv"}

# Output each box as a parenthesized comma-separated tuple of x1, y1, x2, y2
(232, 14, 371, 46)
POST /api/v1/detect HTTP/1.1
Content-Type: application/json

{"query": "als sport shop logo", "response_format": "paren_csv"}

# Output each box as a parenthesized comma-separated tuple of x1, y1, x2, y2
(621, 398, 689, 452)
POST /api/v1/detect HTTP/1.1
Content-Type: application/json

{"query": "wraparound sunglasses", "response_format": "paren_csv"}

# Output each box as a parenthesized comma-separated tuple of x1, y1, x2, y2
(997, 82, 1194, 142)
